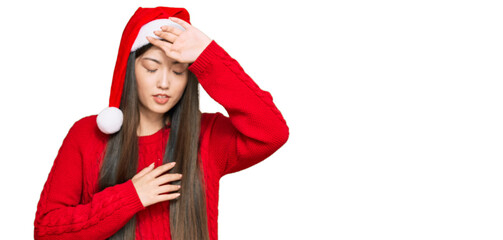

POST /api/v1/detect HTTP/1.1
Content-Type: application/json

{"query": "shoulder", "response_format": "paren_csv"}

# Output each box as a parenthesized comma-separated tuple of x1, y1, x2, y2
(69, 114, 98, 134)
(66, 114, 107, 145)
(201, 112, 228, 129)
(201, 112, 220, 122)
(201, 112, 215, 136)
(200, 111, 234, 140)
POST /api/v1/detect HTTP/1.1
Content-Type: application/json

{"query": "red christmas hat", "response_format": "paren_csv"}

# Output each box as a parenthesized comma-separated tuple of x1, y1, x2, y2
(97, 6, 191, 134)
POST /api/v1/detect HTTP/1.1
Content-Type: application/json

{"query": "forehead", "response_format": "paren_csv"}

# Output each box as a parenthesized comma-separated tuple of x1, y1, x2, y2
(139, 47, 185, 66)
(142, 46, 168, 60)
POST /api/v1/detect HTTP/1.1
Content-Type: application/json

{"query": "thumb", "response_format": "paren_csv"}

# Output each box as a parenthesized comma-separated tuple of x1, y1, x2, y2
(133, 162, 155, 179)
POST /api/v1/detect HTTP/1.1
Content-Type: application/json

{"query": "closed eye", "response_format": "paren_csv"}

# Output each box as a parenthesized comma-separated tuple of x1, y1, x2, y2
(146, 69, 183, 75)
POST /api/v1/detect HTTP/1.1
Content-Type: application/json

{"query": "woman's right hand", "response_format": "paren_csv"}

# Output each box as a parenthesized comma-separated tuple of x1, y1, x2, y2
(131, 162, 182, 208)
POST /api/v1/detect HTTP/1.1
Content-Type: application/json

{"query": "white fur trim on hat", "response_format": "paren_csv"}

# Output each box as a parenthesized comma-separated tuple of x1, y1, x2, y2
(131, 18, 186, 52)
(97, 107, 124, 134)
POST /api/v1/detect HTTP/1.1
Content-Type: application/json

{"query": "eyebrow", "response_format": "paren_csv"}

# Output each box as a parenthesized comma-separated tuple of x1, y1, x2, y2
(143, 57, 183, 65)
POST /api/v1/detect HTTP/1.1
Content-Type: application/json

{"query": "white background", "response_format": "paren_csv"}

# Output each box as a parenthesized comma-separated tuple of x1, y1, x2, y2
(1, 0, 502, 239)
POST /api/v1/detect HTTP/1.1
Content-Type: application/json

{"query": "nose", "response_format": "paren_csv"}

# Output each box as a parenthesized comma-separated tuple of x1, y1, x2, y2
(157, 72, 170, 90)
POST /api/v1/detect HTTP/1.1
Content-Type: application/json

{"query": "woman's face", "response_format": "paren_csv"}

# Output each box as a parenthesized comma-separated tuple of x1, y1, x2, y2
(135, 45, 189, 121)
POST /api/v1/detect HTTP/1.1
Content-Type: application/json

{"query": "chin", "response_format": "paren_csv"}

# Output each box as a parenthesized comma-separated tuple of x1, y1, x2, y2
(154, 106, 172, 114)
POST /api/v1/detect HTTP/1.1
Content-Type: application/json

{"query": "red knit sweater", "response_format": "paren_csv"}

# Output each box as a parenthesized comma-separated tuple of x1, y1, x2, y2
(33, 40, 289, 240)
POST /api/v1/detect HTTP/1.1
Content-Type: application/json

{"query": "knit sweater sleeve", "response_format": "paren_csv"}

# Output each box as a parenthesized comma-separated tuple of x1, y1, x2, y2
(188, 40, 289, 178)
(34, 118, 146, 240)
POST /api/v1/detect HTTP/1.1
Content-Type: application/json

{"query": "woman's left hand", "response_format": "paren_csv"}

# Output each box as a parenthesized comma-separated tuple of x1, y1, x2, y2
(147, 17, 212, 64)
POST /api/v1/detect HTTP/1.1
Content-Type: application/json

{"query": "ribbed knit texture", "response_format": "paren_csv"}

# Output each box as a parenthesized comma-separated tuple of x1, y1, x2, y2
(34, 40, 289, 240)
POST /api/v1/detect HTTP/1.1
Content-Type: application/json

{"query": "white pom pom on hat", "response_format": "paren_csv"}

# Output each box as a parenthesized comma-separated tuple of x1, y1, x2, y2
(97, 107, 123, 134)
(96, 7, 191, 134)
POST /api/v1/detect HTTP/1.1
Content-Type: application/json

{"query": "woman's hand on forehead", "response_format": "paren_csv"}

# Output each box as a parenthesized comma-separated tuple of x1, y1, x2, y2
(147, 17, 212, 65)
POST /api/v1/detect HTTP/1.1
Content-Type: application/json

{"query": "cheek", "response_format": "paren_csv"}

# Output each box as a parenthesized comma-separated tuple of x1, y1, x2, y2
(173, 79, 188, 97)
(135, 73, 150, 100)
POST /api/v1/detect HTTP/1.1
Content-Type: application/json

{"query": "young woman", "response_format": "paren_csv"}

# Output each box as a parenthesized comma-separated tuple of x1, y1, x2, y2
(34, 6, 289, 240)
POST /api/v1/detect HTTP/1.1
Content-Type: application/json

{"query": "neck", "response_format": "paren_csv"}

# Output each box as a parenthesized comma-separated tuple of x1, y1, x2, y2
(137, 110, 170, 137)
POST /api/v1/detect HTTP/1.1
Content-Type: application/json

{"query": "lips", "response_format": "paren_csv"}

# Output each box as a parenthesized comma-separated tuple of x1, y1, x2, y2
(153, 94, 170, 104)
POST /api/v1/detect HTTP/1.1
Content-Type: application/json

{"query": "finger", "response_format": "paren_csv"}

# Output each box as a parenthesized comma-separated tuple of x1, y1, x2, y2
(160, 25, 183, 36)
(153, 172, 183, 185)
(157, 184, 181, 195)
(154, 30, 177, 43)
(150, 161, 176, 178)
(133, 162, 155, 179)
(158, 192, 181, 202)
(146, 36, 177, 57)
(169, 17, 192, 30)
(146, 35, 171, 48)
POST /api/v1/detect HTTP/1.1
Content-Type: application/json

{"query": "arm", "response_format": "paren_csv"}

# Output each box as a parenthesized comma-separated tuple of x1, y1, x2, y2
(34, 120, 146, 240)
(188, 40, 290, 178)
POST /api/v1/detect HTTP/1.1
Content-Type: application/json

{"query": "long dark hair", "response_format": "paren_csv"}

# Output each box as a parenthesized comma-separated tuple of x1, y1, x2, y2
(98, 41, 210, 240)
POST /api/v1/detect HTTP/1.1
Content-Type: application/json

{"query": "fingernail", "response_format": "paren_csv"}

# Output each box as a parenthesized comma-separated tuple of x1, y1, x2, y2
(170, 162, 176, 166)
